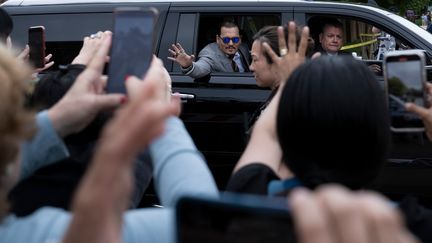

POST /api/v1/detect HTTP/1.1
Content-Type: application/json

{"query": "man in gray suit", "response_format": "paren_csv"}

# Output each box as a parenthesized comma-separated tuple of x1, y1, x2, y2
(168, 22, 250, 79)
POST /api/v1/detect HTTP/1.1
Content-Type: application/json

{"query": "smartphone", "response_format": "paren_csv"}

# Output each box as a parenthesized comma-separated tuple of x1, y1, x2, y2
(106, 7, 158, 94)
(176, 193, 297, 243)
(28, 26, 46, 68)
(384, 50, 428, 132)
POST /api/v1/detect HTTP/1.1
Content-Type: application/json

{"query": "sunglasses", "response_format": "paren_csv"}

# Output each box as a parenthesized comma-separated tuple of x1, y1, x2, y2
(218, 36, 240, 44)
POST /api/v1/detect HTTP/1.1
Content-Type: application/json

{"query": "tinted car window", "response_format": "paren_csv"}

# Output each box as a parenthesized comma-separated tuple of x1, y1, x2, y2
(198, 14, 280, 52)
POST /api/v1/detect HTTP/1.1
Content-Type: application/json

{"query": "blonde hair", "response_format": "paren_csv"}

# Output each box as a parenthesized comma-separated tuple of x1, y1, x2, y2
(0, 44, 35, 219)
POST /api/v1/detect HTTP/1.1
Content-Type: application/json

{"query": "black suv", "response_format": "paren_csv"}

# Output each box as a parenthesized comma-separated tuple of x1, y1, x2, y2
(4, 0, 432, 204)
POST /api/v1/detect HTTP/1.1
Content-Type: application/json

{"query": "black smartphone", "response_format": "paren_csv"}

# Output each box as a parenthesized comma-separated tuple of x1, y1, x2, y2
(176, 193, 297, 243)
(28, 26, 46, 68)
(106, 7, 157, 94)
(384, 50, 428, 132)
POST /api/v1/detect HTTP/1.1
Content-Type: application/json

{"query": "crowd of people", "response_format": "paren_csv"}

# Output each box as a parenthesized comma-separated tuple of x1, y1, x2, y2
(0, 5, 431, 243)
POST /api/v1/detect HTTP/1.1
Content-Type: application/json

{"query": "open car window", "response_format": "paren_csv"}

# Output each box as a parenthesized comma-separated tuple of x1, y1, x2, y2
(195, 13, 280, 74)
(307, 15, 422, 69)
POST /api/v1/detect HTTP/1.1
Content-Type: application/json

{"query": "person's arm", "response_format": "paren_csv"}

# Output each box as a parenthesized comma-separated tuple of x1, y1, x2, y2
(20, 110, 69, 180)
(184, 47, 215, 79)
(21, 31, 125, 180)
(233, 22, 310, 179)
(167, 42, 200, 76)
(406, 82, 432, 141)
(150, 116, 219, 207)
(63, 34, 180, 243)
(168, 42, 214, 79)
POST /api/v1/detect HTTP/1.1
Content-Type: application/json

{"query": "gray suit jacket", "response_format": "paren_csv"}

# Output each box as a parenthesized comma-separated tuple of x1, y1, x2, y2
(182, 42, 251, 79)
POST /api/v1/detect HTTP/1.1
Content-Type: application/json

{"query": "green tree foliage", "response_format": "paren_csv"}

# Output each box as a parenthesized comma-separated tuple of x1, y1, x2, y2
(323, 0, 430, 16)
(395, 0, 429, 15)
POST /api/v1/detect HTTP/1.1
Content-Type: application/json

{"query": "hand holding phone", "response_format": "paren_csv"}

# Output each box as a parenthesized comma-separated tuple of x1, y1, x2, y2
(107, 7, 158, 94)
(405, 83, 432, 141)
(28, 26, 46, 68)
(384, 49, 428, 132)
(176, 193, 296, 243)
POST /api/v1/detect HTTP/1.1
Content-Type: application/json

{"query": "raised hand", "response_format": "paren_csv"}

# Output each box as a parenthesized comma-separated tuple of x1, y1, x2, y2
(262, 21, 312, 87)
(16, 45, 54, 74)
(168, 42, 195, 68)
(63, 46, 180, 243)
(405, 82, 432, 140)
(72, 31, 105, 65)
(48, 31, 125, 138)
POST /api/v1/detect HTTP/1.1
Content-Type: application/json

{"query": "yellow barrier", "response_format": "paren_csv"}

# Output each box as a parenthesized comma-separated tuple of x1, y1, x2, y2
(341, 39, 377, 51)
(359, 33, 381, 37)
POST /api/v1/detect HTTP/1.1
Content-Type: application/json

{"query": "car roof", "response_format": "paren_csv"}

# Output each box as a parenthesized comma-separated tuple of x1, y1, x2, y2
(0, 0, 369, 6)
(1, 0, 301, 5)
(3, 0, 431, 44)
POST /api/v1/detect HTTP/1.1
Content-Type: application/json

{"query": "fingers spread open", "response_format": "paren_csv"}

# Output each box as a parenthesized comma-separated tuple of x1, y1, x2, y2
(171, 43, 180, 53)
(44, 53, 53, 62)
(277, 26, 287, 55)
(262, 42, 279, 63)
(297, 26, 310, 58)
(287, 21, 297, 55)
(176, 43, 185, 52)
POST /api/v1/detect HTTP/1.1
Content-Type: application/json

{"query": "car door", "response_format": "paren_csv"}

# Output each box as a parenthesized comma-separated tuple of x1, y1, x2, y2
(158, 2, 293, 187)
(5, 3, 169, 70)
(293, 3, 432, 204)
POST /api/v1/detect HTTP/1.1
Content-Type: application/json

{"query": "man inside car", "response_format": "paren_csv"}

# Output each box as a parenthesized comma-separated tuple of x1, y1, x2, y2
(317, 18, 381, 72)
(168, 21, 250, 79)
(318, 19, 349, 56)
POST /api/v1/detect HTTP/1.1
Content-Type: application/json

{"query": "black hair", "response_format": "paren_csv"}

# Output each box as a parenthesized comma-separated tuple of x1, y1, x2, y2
(30, 65, 108, 141)
(252, 25, 315, 64)
(219, 21, 239, 35)
(0, 8, 13, 44)
(276, 56, 390, 189)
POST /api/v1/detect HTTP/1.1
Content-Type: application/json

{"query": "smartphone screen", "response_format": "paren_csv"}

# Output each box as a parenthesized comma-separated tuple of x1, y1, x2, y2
(176, 194, 296, 243)
(28, 26, 46, 68)
(107, 8, 156, 94)
(385, 51, 427, 131)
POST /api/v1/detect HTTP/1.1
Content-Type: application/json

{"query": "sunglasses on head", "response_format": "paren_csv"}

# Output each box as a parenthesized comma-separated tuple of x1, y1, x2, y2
(218, 36, 240, 44)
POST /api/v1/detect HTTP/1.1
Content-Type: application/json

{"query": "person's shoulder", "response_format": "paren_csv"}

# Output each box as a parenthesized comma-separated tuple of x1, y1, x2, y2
(238, 44, 251, 58)
(198, 42, 219, 55)
(314, 46, 327, 55)
(338, 50, 352, 56)
(201, 42, 219, 52)
(226, 163, 280, 195)
(0, 207, 70, 242)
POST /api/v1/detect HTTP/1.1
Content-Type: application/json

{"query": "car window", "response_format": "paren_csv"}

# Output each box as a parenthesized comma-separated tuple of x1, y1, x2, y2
(195, 13, 280, 73)
(307, 15, 414, 62)
(198, 14, 280, 51)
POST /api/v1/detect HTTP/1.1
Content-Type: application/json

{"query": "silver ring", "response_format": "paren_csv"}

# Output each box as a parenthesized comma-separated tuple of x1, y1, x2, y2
(280, 48, 288, 56)
(90, 33, 101, 39)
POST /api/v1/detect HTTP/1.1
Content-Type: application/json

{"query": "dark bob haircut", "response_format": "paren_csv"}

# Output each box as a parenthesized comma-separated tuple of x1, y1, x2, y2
(0, 8, 13, 44)
(276, 56, 390, 189)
